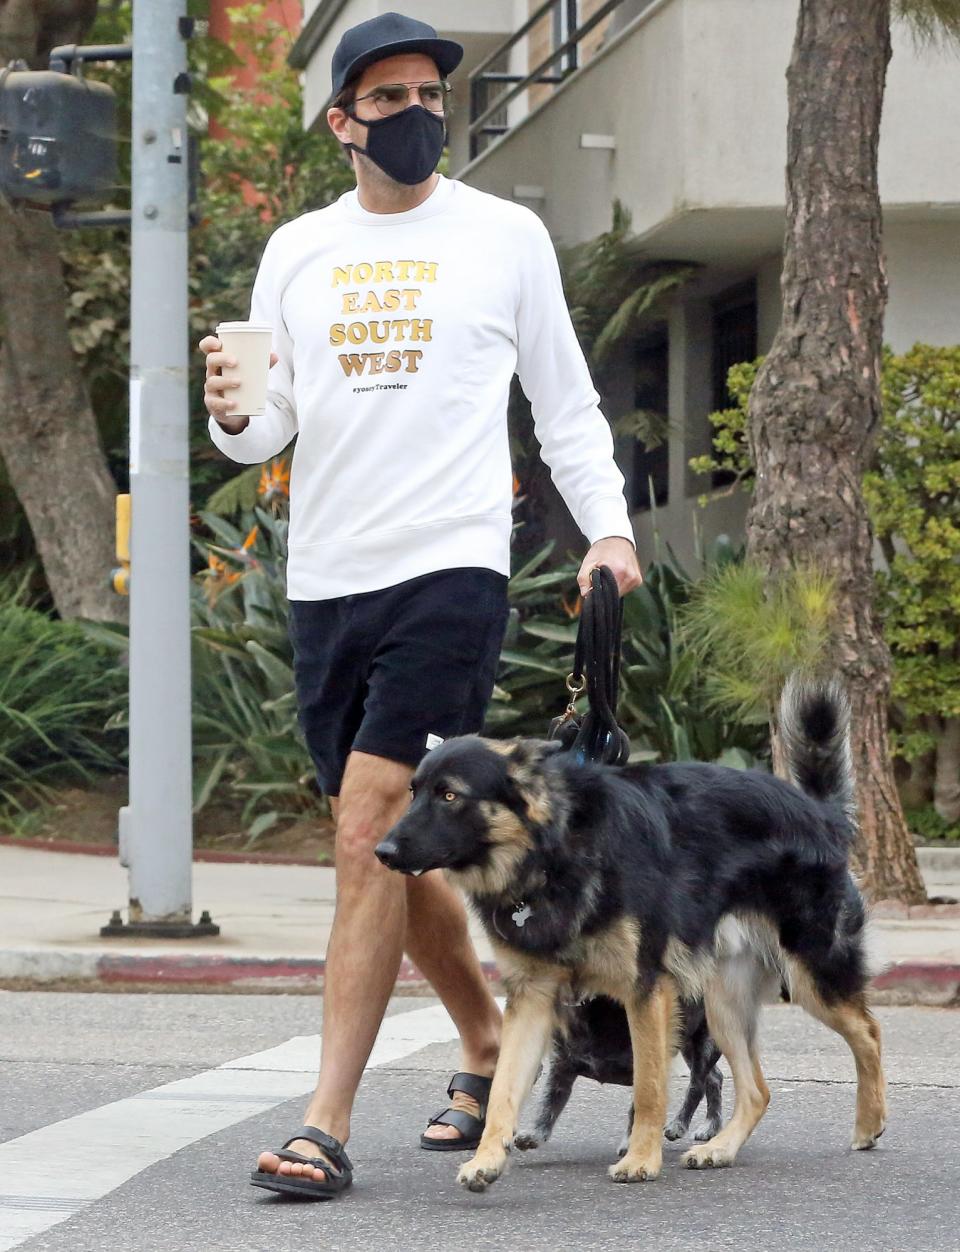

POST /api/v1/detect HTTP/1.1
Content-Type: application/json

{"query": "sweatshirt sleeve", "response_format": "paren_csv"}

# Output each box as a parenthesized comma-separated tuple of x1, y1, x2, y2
(207, 232, 298, 465)
(514, 214, 635, 548)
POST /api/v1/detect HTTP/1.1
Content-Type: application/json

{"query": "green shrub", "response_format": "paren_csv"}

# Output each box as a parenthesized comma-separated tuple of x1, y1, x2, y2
(680, 561, 838, 725)
(0, 578, 125, 809)
(190, 507, 325, 838)
(904, 805, 960, 844)
(492, 537, 769, 766)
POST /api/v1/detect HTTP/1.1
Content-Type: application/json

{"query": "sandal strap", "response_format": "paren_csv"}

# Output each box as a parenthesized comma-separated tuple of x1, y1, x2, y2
(426, 1108, 485, 1138)
(279, 1125, 353, 1174)
(446, 1071, 493, 1110)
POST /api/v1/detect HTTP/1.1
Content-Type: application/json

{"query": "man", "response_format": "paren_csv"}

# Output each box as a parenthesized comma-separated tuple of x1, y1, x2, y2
(199, 11, 641, 1200)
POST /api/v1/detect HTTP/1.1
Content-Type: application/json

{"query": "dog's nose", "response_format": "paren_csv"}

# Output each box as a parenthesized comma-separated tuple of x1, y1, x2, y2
(375, 839, 399, 868)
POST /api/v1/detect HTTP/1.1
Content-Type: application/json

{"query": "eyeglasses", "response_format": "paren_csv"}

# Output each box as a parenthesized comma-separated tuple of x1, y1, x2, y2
(350, 79, 452, 117)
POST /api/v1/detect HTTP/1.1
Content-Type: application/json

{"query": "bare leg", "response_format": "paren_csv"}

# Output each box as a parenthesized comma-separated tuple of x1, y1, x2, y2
(256, 751, 412, 1183)
(406, 872, 502, 1142)
(457, 974, 559, 1191)
(682, 956, 769, 1170)
(610, 976, 676, 1182)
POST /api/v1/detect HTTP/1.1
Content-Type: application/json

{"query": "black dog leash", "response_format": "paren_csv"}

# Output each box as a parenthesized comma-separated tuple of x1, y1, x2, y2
(548, 564, 630, 766)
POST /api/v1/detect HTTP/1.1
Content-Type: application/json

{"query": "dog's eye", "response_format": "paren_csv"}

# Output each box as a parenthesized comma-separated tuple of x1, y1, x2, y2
(443, 791, 457, 803)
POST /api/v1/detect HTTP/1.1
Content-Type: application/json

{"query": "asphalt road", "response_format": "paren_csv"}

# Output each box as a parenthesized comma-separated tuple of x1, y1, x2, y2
(0, 992, 957, 1252)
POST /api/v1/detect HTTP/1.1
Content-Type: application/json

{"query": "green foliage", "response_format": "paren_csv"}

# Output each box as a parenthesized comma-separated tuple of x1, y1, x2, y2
(491, 536, 769, 766)
(0, 577, 126, 811)
(51, 3, 354, 512)
(688, 358, 762, 499)
(188, 4, 353, 502)
(88, 508, 327, 840)
(680, 561, 838, 725)
(559, 203, 695, 377)
(865, 344, 960, 743)
(894, 0, 960, 45)
(189, 508, 327, 837)
(905, 804, 960, 843)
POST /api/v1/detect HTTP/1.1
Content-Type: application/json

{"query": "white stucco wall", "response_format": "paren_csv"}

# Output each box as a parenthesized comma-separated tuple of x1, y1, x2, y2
(884, 221, 960, 351)
(456, 0, 960, 248)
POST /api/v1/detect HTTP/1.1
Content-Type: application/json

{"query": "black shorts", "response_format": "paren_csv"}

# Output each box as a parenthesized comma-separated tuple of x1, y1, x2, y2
(288, 567, 510, 797)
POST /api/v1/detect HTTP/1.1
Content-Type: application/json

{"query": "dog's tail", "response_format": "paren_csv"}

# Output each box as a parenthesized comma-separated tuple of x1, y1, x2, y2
(778, 675, 855, 820)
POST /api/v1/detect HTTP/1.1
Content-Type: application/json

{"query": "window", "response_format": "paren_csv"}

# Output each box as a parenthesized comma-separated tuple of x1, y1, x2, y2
(710, 285, 757, 488)
(631, 335, 669, 511)
(552, 0, 579, 73)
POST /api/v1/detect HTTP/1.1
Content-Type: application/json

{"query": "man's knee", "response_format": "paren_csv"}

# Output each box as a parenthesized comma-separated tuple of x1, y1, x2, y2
(335, 756, 412, 866)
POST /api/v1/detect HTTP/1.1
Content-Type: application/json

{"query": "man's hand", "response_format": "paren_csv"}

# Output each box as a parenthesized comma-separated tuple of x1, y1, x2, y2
(577, 536, 642, 597)
(198, 334, 278, 435)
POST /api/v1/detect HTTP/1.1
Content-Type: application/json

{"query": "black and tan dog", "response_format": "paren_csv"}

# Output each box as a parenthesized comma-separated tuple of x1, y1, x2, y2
(514, 994, 723, 1157)
(375, 679, 886, 1191)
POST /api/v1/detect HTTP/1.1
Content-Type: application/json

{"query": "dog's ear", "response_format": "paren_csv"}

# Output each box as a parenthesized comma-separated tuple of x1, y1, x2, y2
(503, 737, 565, 768)
(500, 739, 560, 829)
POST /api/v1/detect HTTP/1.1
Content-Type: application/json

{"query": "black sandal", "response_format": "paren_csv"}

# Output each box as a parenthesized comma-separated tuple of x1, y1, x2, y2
(420, 1072, 492, 1152)
(250, 1125, 353, 1200)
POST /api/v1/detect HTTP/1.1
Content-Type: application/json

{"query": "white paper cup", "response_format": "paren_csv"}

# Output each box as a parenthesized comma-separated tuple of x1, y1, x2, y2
(216, 321, 273, 417)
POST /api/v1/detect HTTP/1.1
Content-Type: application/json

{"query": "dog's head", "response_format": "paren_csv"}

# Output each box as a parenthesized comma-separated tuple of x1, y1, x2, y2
(374, 735, 565, 896)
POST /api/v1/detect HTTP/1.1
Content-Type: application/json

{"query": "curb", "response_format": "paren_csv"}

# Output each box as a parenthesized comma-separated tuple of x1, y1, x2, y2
(0, 836, 326, 867)
(0, 951, 956, 1005)
(3, 840, 957, 872)
(0, 952, 500, 993)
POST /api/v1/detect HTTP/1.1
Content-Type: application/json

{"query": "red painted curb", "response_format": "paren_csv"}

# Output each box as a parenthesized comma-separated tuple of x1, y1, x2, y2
(0, 836, 326, 867)
(80, 956, 960, 997)
(871, 962, 960, 990)
(94, 954, 503, 986)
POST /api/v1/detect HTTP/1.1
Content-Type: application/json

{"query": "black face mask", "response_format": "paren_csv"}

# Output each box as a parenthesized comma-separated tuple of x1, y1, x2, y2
(344, 105, 446, 187)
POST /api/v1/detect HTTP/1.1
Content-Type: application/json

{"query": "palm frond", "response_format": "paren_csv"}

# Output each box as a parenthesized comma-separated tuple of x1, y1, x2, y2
(894, 0, 960, 44)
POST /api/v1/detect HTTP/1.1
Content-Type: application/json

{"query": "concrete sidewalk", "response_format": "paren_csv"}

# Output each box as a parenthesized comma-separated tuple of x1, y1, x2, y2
(0, 842, 958, 1003)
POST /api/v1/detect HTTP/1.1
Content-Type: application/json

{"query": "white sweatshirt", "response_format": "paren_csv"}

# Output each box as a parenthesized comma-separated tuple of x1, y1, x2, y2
(208, 175, 635, 600)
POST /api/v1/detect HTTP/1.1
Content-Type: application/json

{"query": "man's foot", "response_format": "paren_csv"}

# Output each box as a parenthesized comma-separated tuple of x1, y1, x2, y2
(421, 1072, 493, 1149)
(422, 1089, 483, 1144)
(250, 1127, 353, 1200)
(256, 1143, 334, 1183)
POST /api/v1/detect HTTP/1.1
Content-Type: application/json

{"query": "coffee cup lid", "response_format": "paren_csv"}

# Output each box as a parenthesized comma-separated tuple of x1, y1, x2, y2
(216, 321, 273, 333)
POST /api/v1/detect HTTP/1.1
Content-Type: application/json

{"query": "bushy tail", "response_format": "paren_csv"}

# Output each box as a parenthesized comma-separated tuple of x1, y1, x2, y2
(779, 675, 855, 819)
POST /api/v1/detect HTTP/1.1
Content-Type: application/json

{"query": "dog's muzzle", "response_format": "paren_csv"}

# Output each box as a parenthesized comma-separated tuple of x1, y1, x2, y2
(374, 839, 426, 875)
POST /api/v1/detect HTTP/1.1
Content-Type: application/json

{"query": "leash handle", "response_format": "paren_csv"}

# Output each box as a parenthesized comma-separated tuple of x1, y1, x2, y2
(552, 565, 630, 765)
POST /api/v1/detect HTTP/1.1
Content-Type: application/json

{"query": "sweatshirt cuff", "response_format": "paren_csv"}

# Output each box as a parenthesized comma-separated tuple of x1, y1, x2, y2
(581, 497, 636, 548)
(207, 414, 264, 465)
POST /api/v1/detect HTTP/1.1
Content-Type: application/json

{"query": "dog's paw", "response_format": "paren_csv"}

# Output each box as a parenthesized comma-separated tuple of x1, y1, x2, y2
(693, 1118, 722, 1143)
(457, 1155, 507, 1192)
(681, 1141, 735, 1170)
(513, 1133, 540, 1152)
(608, 1151, 661, 1183)
(851, 1121, 885, 1151)
(663, 1117, 689, 1142)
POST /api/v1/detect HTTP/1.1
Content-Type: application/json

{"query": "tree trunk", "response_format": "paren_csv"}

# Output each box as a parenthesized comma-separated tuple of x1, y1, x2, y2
(934, 717, 960, 825)
(0, 0, 124, 623)
(0, 201, 123, 621)
(744, 0, 925, 903)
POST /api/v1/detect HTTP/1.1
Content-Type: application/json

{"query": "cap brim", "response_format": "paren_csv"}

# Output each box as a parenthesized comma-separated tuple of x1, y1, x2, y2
(339, 36, 464, 91)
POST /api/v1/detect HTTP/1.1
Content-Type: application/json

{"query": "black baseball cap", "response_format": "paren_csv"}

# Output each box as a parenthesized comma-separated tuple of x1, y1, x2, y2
(331, 12, 464, 96)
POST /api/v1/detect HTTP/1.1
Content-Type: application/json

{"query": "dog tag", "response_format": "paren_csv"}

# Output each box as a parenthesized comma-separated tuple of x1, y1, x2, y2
(512, 902, 533, 928)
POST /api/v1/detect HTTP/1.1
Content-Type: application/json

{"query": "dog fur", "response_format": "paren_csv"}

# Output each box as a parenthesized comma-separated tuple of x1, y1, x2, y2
(376, 678, 886, 1192)
(513, 994, 723, 1156)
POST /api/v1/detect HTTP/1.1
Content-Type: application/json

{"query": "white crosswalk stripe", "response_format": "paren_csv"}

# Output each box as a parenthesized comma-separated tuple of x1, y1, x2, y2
(0, 1003, 461, 1250)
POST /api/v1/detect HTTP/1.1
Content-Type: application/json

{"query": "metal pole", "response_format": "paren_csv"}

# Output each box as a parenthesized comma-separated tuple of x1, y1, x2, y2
(102, 1, 217, 938)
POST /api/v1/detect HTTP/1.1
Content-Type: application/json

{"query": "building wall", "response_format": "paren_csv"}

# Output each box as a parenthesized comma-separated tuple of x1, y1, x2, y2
(458, 0, 960, 247)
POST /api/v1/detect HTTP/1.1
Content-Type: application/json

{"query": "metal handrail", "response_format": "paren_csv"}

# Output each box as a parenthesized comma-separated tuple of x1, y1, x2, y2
(468, 0, 628, 159)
